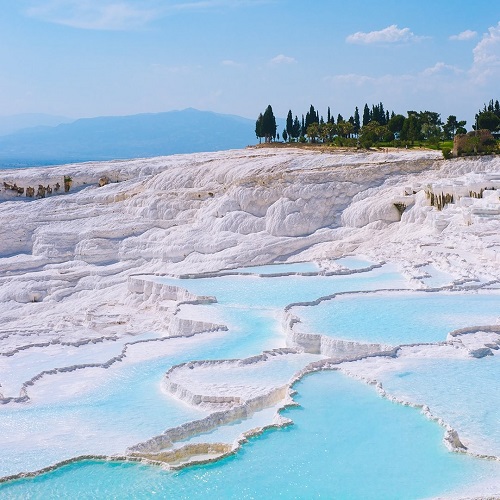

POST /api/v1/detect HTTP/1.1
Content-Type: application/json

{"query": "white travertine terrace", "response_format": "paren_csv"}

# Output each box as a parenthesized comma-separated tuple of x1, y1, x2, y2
(1, 148, 500, 491)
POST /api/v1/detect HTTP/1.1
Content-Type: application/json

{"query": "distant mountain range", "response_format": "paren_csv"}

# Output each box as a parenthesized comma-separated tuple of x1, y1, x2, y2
(0, 108, 260, 168)
(0, 113, 73, 137)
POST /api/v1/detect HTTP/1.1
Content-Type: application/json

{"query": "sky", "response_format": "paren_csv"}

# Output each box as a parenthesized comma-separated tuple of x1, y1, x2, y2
(0, 0, 499, 127)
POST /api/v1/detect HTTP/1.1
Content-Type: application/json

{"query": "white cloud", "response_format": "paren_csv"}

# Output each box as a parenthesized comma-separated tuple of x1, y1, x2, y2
(327, 63, 464, 89)
(168, 0, 271, 11)
(221, 59, 242, 68)
(470, 22, 500, 84)
(421, 62, 462, 76)
(449, 29, 477, 41)
(269, 54, 296, 65)
(334, 23, 500, 91)
(24, 0, 271, 30)
(25, 0, 162, 30)
(325, 73, 376, 86)
(346, 24, 423, 44)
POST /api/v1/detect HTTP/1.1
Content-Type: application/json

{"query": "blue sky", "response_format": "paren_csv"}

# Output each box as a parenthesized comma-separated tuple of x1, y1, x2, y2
(0, 0, 498, 127)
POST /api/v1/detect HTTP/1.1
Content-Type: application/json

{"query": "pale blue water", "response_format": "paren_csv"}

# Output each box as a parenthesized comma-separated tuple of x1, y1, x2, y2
(165, 264, 408, 309)
(1, 263, 499, 497)
(418, 264, 454, 288)
(2, 371, 497, 499)
(0, 312, 290, 477)
(383, 355, 500, 456)
(228, 257, 375, 274)
(295, 291, 500, 344)
(334, 256, 377, 269)
(229, 262, 319, 274)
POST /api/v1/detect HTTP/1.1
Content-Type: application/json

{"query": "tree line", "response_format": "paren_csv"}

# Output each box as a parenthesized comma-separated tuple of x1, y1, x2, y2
(255, 99, 500, 149)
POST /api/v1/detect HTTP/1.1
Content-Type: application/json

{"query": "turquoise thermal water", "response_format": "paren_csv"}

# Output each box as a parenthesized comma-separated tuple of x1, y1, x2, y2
(0, 265, 406, 477)
(2, 371, 498, 499)
(229, 262, 319, 274)
(382, 355, 500, 457)
(334, 256, 377, 269)
(159, 263, 408, 309)
(295, 291, 500, 344)
(1, 263, 499, 497)
(227, 257, 375, 275)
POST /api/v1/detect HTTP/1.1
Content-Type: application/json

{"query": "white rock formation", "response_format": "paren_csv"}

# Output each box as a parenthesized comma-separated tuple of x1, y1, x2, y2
(2, 147, 500, 491)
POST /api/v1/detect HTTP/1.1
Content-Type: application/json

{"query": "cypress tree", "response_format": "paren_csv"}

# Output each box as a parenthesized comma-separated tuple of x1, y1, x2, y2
(292, 116, 301, 139)
(286, 110, 293, 141)
(255, 113, 264, 143)
(305, 105, 319, 131)
(262, 105, 277, 143)
(353, 107, 360, 135)
(379, 102, 386, 125)
(362, 104, 370, 126)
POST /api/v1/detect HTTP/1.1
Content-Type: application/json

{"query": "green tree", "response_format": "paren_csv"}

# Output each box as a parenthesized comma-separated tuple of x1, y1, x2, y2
(371, 102, 386, 125)
(400, 113, 422, 144)
(362, 104, 370, 126)
(255, 113, 264, 143)
(337, 119, 354, 138)
(421, 123, 442, 144)
(282, 129, 288, 142)
(359, 121, 393, 147)
(305, 105, 319, 131)
(477, 111, 500, 132)
(292, 116, 301, 140)
(353, 107, 360, 136)
(388, 114, 406, 135)
(306, 122, 320, 143)
(443, 115, 467, 139)
(419, 111, 442, 129)
(323, 122, 336, 142)
(286, 110, 293, 141)
(261, 105, 277, 142)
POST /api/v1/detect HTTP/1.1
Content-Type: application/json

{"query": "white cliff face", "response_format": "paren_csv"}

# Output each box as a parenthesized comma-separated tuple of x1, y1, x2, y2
(0, 149, 442, 270)
(2, 147, 500, 487)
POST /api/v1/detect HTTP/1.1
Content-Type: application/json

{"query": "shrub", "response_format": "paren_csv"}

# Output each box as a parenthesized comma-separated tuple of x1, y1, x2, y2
(441, 147, 452, 159)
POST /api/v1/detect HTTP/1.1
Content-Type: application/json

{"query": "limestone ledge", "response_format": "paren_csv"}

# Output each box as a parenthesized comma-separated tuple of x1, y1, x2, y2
(339, 365, 500, 463)
(282, 289, 398, 358)
(283, 286, 499, 358)
(127, 275, 226, 337)
(0, 335, 118, 358)
(127, 275, 216, 305)
(128, 385, 290, 454)
(0, 275, 225, 404)
(127, 353, 396, 470)
(175, 260, 383, 279)
(131, 442, 233, 467)
(0, 320, 226, 404)
(448, 325, 500, 358)
(162, 348, 300, 410)
(129, 352, 394, 469)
